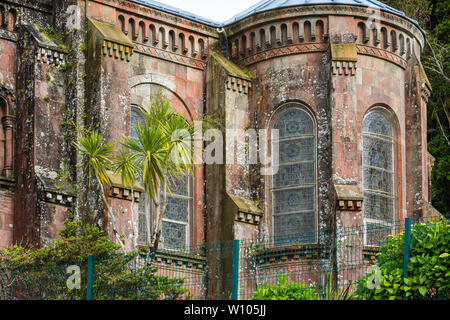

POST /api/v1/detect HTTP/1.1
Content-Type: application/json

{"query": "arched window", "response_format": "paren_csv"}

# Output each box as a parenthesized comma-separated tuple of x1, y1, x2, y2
(271, 104, 317, 241)
(362, 108, 396, 246)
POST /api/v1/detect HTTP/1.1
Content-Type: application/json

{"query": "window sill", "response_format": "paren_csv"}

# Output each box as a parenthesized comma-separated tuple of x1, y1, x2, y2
(138, 247, 207, 270)
(254, 243, 330, 265)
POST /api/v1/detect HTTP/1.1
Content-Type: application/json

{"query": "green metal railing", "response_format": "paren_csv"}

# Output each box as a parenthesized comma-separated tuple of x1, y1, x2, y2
(0, 216, 446, 300)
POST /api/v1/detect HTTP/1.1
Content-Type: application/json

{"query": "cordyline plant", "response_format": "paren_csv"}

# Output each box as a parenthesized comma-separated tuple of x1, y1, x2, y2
(74, 93, 195, 252)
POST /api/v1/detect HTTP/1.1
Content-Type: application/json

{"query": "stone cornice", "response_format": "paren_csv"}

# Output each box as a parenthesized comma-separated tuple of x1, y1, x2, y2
(36, 47, 66, 66)
(356, 44, 407, 69)
(226, 76, 252, 95)
(2, 0, 53, 15)
(40, 190, 75, 207)
(335, 185, 363, 212)
(89, 18, 135, 62)
(89, 0, 218, 38)
(133, 43, 204, 70)
(237, 43, 328, 67)
(225, 4, 425, 47)
(102, 40, 134, 61)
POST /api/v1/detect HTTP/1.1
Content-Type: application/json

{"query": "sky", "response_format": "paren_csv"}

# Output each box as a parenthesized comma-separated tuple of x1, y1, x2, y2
(159, 0, 263, 23)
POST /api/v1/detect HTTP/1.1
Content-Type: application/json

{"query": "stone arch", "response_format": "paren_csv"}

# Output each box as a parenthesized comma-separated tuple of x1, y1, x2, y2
(316, 20, 324, 42)
(129, 75, 193, 123)
(0, 95, 13, 178)
(118, 15, 125, 34)
(390, 30, 398, 52)
(7, 7, 16, 32)
(304, 20, 312, 42)
(128, 18, 136, 40)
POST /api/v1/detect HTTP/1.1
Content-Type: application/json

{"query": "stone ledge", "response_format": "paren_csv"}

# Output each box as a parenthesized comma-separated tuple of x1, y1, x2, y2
(335, 185, 363, 211)
(227, 193, 263, 226)
(255, 243, 330, 265)
(138, 248, 207, 271)
(89, 18, 134, 62)
(39, 190, 75, 207)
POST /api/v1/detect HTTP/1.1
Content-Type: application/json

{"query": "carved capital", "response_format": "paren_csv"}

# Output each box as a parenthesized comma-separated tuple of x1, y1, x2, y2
(2, 115, 15, 129)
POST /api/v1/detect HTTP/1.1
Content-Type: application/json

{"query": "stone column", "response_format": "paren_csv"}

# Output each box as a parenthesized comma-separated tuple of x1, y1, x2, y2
(2, 114, 14, 178)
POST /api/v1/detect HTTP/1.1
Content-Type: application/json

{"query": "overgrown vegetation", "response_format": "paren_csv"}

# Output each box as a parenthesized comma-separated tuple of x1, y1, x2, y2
(0, 217, 188, 300)
(356, 219, 449, 300)
(382, 0, 450, 218)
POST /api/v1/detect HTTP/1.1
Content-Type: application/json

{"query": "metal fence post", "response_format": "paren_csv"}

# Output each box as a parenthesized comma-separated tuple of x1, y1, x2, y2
(86, 255, 94, 301)
(403, 218, 412, 301)
(231, 240, 240, 300)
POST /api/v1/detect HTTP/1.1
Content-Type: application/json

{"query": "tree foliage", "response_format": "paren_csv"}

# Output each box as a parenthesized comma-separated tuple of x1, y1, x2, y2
(356, 219, 450, 300)
(384, 0, 450, 218)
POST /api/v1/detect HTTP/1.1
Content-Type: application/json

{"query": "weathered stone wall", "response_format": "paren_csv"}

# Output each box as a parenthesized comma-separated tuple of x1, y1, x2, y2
(0, 0, 435, 263)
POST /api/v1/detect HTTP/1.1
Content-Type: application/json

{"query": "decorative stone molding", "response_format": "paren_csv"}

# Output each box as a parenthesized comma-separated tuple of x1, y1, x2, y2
(238, 43, 328, 67)
(226, 76, 252, 95)
(89, 18, 134, 62)
(227, 193, 263, 226)
(36, 47, 66, 66)
(102, 40, 134, 61)
(133, 43, 204, 70)
(356, 45, 407, 69)
(1, 115, 15, 129)
(331, 61, 357, 76)
(109, 186, 142, 202)
(41, 190, 75, 207)
(226, 4, 424, 48)
(335, 185, 363, 212)
(137, 249, 207, 271)
(330, 43, 357, 76)
(255, 244, 330, 265)
(107, 171, 144, 202)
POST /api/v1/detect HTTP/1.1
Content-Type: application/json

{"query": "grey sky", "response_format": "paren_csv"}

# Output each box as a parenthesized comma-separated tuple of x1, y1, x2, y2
(160, 0, 262, 22)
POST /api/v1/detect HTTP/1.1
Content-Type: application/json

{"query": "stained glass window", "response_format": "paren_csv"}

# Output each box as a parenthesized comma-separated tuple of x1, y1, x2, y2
(272, 105, 317, 241)
(362, 108, 395, 246)
(131, 107, 149, 245)
(161, 173, 191, 250)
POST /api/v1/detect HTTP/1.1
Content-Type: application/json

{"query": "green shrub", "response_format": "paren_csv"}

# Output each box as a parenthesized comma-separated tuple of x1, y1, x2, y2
(0, 218, 188, 300)
(356, 219, 450, 300)
(250, 275, 319, 300)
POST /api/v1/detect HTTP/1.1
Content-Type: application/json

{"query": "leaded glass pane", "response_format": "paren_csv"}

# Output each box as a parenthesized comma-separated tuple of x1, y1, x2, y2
(138, 209, 147, 245)
(161, 221, 186, 250)
(273, 162, 315, 188)
(362, 108, 395, 246)
(273, 107, 314, 138)
(366, 222, 393, 247)
(161, 172, 191, 248)
(279, 138, 315, 163)
(164, 196, 189, 222)
(363, 192, 394, 221)
(167, 174, 189, 196)
(363, 111, 393, 137)
(363, 167, 394, 195)
(272, 106, 317, 240)
(274, 213, 316, 238)
(131, 107, 144, 139)
(273, 187, 315, 214)
(363, 136, 393, 171)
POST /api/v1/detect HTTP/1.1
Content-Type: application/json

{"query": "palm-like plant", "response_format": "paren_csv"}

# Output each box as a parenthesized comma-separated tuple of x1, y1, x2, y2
(121, 94, 195, 250)
(73, 129, 127, 254)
